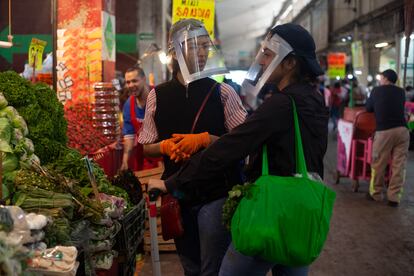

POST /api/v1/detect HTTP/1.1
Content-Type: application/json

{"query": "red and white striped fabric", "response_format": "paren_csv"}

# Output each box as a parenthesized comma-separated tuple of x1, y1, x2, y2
(138, 82, 247, 144)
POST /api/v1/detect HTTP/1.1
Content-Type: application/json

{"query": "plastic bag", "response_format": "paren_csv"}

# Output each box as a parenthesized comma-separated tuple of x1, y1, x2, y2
(28, 246, 78, 273)
(25, 213, 48, 230)
(41, 53, 53, 73)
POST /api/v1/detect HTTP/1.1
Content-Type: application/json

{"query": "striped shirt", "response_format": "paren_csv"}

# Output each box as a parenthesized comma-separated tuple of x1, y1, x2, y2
(138, 82, 247, 144)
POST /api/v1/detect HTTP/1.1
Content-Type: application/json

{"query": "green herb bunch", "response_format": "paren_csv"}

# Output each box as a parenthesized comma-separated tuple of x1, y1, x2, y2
(222, 182, 254, 230)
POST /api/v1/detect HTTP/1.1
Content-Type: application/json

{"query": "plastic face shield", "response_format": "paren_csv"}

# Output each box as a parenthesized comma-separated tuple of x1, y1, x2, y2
(172, 27, 228, 84)
(242, 34, 293, 109)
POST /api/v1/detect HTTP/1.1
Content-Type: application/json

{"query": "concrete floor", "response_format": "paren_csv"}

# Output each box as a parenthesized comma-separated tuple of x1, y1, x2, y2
(140, 131, 414, 276)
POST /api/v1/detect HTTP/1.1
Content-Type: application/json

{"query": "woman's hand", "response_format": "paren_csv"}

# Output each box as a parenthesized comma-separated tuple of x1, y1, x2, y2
(148, 179, 167, 193)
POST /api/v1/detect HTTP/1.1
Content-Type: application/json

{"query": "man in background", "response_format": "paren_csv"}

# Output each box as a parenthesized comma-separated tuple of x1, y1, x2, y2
(120, 66, 151, 171)
(366, 69, 409, 207)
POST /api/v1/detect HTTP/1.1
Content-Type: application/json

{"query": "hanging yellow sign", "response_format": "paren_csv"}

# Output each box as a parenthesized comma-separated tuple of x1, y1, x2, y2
(172, 0, 215, 38)
(28, 38, 47, 71)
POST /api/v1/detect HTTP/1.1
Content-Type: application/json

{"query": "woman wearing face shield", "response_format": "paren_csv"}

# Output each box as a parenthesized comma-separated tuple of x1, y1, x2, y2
(138, 19, 247, 276)
(149, 23, 329, 276)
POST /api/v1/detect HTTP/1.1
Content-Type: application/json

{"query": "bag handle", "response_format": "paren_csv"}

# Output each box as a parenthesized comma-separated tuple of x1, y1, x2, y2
(261, 97, 308, 178)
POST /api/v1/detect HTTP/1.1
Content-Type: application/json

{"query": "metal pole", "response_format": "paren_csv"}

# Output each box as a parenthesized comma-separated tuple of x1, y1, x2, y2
(52, 0, 58, 92)
(161, 0, 167, 82)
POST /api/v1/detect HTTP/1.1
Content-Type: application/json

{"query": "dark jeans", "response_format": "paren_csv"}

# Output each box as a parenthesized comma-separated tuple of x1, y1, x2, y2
(330, 106, 340, 130)
(174, 197, 231, 276)
(219, 243, 309, 276)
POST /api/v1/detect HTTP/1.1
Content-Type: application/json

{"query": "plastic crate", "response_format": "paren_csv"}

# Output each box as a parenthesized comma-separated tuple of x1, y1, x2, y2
(117, 198, 146, 259)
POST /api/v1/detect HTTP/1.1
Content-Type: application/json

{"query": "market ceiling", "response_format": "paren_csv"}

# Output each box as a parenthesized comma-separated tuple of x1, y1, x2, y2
(216, 0, 283, 66)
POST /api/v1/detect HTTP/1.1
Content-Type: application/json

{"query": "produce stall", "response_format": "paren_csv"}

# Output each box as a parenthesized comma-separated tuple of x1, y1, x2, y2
(0, 72, 146, 275)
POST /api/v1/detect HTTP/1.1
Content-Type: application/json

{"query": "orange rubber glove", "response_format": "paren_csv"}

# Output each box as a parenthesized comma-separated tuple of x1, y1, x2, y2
(170, 148, 190, 163)
(159, 138, 177, 156)
(171, 132, 211, 157)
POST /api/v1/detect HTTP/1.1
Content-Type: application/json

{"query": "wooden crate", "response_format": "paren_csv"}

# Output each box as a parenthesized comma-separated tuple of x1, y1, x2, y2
(143, 231, 176, 252)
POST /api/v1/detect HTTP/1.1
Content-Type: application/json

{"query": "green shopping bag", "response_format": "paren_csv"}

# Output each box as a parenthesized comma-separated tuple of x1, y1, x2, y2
(231, 98, 336, 267)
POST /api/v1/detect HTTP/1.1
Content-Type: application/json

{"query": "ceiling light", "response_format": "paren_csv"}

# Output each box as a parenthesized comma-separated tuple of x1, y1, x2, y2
(355, 70, 362, 75)
(158, 51, 170, 64)
(341, 38, 347, 43)
(347, 74, 354, 80)
(336, 76, 341, 80)
(375, 42, 389, 48)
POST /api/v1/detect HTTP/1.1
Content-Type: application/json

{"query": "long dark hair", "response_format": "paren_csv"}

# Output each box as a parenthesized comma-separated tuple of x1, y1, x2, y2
(283, 54, 318, 87)
(172, 58, 181, 77)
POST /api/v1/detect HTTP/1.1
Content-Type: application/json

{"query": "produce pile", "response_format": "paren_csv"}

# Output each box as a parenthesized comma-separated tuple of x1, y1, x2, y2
(47, 147, 130, 204)
(65, 100, 112, 155)
(0, 72, 146, 274)
(0, 71, 67, 164)
(0, 92, 40, 198)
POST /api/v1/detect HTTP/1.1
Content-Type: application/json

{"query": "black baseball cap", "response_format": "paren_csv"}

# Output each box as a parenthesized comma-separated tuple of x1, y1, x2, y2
(270, 23, 324, 76)
(381, 69, 398, 84)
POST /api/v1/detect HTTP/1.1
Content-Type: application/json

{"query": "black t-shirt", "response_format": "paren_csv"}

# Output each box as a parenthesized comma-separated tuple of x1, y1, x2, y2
(366, 85, 407, 131)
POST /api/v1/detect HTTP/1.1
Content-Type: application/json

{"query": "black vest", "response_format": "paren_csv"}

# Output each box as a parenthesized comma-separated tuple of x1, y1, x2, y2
(154, 77, 226, 179)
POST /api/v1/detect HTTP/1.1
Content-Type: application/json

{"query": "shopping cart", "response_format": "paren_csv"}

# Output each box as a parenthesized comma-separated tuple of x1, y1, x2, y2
(336, 108, 390, 192)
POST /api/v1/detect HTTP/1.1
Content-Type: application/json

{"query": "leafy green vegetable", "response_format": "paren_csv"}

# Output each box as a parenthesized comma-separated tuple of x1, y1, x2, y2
(11, 115, 28, 136)
(0, 71, 68, 164)
(0, 92, 7, 109)
(222, 182, 255, 230)
(0, 117, 12, 144)
(2, 153, 18, 173)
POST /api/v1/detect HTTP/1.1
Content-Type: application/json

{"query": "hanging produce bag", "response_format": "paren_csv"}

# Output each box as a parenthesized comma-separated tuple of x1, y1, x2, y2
(231, 98, 336, 267)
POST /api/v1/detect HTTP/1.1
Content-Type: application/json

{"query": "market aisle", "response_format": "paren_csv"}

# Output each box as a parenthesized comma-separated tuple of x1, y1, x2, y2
(140, 132, 414, 276)
(310, 132, 414, 276)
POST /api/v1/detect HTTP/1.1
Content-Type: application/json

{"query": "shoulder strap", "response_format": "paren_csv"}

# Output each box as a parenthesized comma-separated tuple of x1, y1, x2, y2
(129, 95, 142, 132)
(290, 96, 308, 178)
(261, 96, 308, 178)
(190, 82, 219, 133)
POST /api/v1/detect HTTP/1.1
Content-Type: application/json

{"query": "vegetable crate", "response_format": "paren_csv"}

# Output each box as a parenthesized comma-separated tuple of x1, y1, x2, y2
(117, 198, 146, 260)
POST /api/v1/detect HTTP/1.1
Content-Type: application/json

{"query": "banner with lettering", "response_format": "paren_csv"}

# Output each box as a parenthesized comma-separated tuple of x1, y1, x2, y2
(327, 52, 346, 79)
(172, 0, 215, 38)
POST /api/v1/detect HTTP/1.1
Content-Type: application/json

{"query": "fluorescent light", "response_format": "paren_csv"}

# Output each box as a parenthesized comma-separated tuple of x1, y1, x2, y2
(347, 74, 354, 80)
(375, 42, 389, 48)
(0, 41, 13, 48)
(355, 70, 362, 75)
